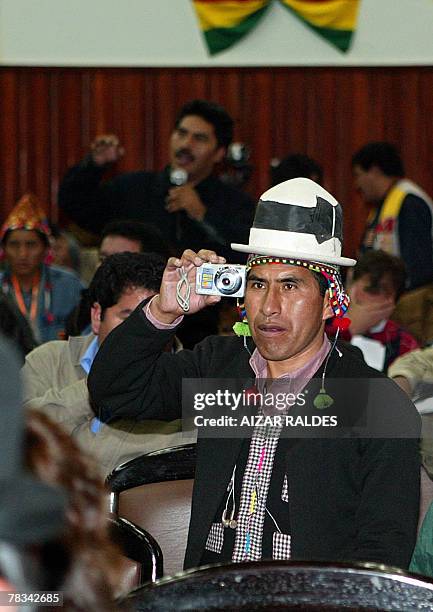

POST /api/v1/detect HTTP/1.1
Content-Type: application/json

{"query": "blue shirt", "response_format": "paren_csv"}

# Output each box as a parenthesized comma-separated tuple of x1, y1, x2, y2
(80, 336, 99, 375)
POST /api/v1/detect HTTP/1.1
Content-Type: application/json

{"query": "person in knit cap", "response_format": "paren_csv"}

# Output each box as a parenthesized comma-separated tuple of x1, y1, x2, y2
(89, 178, 420, 571)
(0, 194, 83, 343)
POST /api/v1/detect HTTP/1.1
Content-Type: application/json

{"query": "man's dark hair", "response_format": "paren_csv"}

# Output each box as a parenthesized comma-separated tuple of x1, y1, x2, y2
(270, 154, 323, 186)
(87, 252, 165, 318)
(353, 250, 406, 299)
(101, 220, 173, 258)
(311, 270, 329, 298)
(175, 100, 234, 149)
(351, 142, 404, 177)
(246, 267, 329, 298)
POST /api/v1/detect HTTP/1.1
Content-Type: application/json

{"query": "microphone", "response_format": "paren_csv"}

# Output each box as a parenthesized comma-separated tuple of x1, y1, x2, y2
(169, 167, 188, 186)
(169, 168, 188, 241)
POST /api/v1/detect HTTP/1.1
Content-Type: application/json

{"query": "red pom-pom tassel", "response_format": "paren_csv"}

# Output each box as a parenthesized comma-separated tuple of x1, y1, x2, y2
(334, 317, 351, 331)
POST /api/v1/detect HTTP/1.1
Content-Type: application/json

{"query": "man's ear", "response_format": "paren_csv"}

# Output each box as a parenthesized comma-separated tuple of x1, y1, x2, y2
(90, 302, 102, 336)
(322, 290, 334, 321)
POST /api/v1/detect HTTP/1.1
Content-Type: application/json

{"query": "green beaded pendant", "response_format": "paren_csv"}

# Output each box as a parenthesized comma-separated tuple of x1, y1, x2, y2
(233, 322, 252, 337)
(313, 389, 334, 409)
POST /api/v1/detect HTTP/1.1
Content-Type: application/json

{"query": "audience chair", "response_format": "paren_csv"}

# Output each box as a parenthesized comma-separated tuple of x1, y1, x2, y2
(108, 517, 163, 594)
(120, 560, 433, 611)
(107, 444, 196, 577)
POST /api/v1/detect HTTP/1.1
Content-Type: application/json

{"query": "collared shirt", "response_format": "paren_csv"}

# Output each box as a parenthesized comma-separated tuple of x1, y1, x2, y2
(249, 336, 331, 392)
(79, 336, 99, 374)
(146, 296, 184, 329)
(229, 335, 331, 562)
(79, 336, 102, 433)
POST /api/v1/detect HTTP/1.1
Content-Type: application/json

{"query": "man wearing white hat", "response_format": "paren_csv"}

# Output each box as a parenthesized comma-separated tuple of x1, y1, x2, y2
(89, 178, 420, 571)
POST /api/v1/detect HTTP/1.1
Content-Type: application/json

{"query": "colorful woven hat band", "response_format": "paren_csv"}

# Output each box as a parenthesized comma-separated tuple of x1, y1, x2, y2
(233, 254, 350, 337)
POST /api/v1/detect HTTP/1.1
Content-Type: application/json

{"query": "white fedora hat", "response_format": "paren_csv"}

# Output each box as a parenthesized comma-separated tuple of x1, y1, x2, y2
(232, 177, 356, 267)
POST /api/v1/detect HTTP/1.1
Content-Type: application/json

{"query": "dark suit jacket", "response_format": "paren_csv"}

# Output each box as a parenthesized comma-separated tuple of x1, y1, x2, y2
(88, 304, 421, 570)
(58, 160, 254, 261)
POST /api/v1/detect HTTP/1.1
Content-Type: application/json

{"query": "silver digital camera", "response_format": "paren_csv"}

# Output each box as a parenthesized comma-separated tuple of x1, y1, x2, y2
(196, 263, 246, 298)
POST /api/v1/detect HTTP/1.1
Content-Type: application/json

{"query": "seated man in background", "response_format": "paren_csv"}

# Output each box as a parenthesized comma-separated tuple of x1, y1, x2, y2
(65, 219, 172, 336)
(327, 250, 419, 372)
(0, 194, 83, 343)
(58, 99, 255, 261)
(270, 153, 323, 186)
(22, 252, 189, 477)
(99, 219, 174, 263)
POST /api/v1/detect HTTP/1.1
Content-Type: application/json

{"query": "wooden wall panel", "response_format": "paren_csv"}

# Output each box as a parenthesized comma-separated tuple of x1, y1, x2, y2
(23, 73, 51, 211)
(0, 66, 432, 258)
(0, 70, 20, 213)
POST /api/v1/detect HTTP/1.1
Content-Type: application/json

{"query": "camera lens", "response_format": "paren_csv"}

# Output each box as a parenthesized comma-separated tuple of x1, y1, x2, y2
(215, 267, 242, 295)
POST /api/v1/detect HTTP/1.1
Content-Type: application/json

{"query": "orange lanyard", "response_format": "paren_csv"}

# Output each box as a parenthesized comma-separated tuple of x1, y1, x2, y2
(11, 272, 40, 322)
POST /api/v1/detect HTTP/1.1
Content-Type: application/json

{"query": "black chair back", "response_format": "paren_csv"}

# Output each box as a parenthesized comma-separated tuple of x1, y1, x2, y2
(109, 517, 163, 593)
(121, 560, 433, 611)
(107, 444, 196, 577)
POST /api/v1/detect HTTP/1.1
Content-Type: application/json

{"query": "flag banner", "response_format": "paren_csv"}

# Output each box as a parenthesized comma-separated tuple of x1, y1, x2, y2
(279, 0, 361, 52)
(192, 0, 272, 55)
(192, 0, 361, 54)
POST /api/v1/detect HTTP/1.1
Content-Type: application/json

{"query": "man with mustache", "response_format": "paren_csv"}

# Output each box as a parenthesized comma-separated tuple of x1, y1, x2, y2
(89, 178, 420, 571)
(58, 99, 254, 261)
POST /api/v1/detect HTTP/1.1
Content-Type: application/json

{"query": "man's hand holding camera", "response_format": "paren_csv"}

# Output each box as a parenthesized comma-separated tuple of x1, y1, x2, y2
(149, 249, 226, 324)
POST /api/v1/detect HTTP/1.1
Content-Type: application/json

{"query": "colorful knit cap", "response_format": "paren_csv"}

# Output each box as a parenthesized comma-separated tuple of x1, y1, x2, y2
(233, 254, 350, 337)
(0, 193, 51, 243)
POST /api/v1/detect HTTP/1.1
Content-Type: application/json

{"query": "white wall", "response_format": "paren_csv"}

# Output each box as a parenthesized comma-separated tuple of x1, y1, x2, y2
(1, 0, 433, 66)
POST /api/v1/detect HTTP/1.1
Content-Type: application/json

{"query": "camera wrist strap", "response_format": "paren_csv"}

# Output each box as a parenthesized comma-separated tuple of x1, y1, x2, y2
(176, 266, 191, 312)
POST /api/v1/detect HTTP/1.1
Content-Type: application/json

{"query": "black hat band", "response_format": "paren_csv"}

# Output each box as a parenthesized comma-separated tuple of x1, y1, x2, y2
(254, 196, 343, 245)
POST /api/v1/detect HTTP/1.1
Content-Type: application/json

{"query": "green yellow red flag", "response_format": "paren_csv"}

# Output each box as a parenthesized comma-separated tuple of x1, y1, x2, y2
(192, 0, 272, 55)
(192, 0, 361, 54)
(279, 0, 361, 52)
